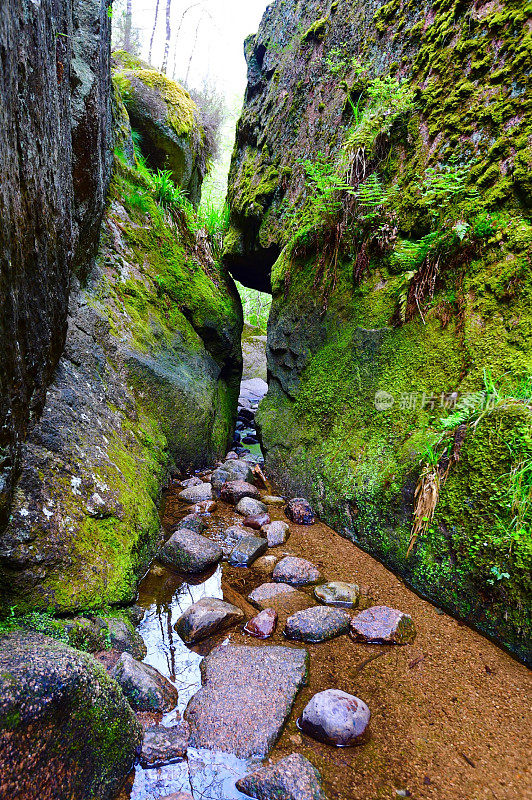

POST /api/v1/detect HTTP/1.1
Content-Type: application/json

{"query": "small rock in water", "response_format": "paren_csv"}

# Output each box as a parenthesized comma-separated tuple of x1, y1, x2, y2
(243, 513, 271, 529)
(262, 495, 285, 506)
(180, 476, 203, 488)
(244, 608, 278, 639)
(174, 513, 207, 534)
(262, 520, 290, 547)
(350, 606, 416, 644)
(236, 496, 267, 516)
(225, 451, 239, 460)
(314, 581, 360, 608)
(178, 483, 213, 504)
(193, 499, 217, 514)
(229, 534, 268, 567)
(236, 753, 327, 800)
(157, 529, 222, 574)
(221, 480, 261, 504)
(248, 582, 297, 609)
(174, 597, 244, 644)
(252, 554, 279, 576)
(140, 722, 190, 767)
(272, 556, 321, 585)
(299, 689, 370, 746)
(242, 434, 258, 444)
(218, 524, 251, 557)
(111, 653, 178, 712)
(285, 606, 351, 642)
(285, 498, 315, 525)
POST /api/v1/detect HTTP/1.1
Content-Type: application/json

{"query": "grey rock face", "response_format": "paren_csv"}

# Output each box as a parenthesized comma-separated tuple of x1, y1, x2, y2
(111, 652, 178, 712)
(314, 581, 360, 609)
(299, 689, 370, 746)
(284, 606, 351, 643)
(350, 606, 416, 644)
(186, 645, 308, 758)
(140, 723, 190, 767)
(174, 598, 244, 644)
(157, 529, 222, 574)
(228, 534, 268, 567)
(236, 753, 327, 800)
(178, 483, 213, 504)
(0, 632, 141, 800)
(262, 520, 290, 547)
(272, 556, 321, 586)
(220, 480, 261, 504)
(104, 616, 147, 659)
(236, 497, 268, 516)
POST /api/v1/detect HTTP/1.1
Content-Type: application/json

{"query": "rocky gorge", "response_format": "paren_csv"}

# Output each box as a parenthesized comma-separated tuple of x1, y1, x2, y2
(0, 0, 531, 798)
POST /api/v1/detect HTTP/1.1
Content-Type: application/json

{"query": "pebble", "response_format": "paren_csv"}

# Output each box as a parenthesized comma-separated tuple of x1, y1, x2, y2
(139, 722, 190, 767)
(236, 497, 267, 516)
(180, 476, 203, 488)
(156, 529, 222, 574)
(174, 597, 244, 644)
(178, 483, 213, 504)
(299, 689, 370, 746)
(350, 606, 416, 644)
(262, 520, 290, 547)
(236, 753, 327, 800)
(243, 513, 271, 529)
(244, 608, 278, 639)
(272, 556, 321, 585)
(285, 498, 315, 525)
(252, 554, 279, 576)
(193, 500, 217, 513)
(262, 495, 286, 506)
(111, 653, 178, 713)
(229, 534, 268, 567)
(314, 581, 360, 608)
(220, 480, 261, 504)
(285, 606, 351, 642)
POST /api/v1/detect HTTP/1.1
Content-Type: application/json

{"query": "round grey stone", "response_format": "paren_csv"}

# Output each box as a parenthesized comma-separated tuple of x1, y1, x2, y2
(178, 483, 213, 504)
(236, 496, 268, 516)
(284, 606, 351, 642)
(314, 581, 360, 608)
(300, 689, 370, 746)
(262, 520, 290, 547)
(272, 556, 320, 585)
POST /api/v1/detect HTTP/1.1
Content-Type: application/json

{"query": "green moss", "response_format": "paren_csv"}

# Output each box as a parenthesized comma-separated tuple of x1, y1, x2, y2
(302, 16, 330, 43)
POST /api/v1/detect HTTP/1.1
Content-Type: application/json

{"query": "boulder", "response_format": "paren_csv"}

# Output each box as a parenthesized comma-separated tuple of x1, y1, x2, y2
(285, 498, 315, 525)
(178, 483, 213, 504)
(284, 606, 351, 643)
(350, 606, 416, 644)
(0, 632, 141, 800)
(236, 497, 268, 516)
(236, 753, 327, 800)
(299, 689, 370, 746)
(252, 554, 280, 577)
(111, 653, 178, 712)
(174, 598, 244, 644)
(221, 480, 261, 504)
(243, 513, 271, 530)
(262, 520, 290, 547)
(244, 608, 278, 639)
(174, 514, 207, 535)
(139, 722, 190, 767)
(103, 616, 147, 659)
(314, 581, 360, 609)
(272, 556, 321, 585)
(157, 529, 222, 574)
(229, 534, 268, 567)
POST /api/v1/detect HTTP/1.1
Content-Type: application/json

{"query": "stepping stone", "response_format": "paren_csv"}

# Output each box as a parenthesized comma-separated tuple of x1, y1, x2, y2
(180, 477, 203, 488)
(262, 520, 290, 547)
(299, 689, 370, 746)
(157, 529, 222, 574)
(262, 495, 285, 506)
(178, 483, 213, 504)
(174, 514, 207, 534)
(285, 498, 315, 525)
(217, 524, 251, 557)
(236, 497, 267, 516)
(272, 556, 320, 585)
(350, 606, 416, 644)
(248, 582, 315, 617)
(111, 653, 178, 712)
(252, 554, 280, 577)
(140, 722, 190, 767)
(236, 753, 326, 800)
(221, 480, 261, 504)
(285, 606, 351, 643)
(314, 581, 360, 608)
(186, 645, 308, 758)
(243, 513, 271, 529)
(174, 598, 244, 644)
(229, 534, 268, 567)
(244, 608, 278, 639)
(248, 582, 297, 609)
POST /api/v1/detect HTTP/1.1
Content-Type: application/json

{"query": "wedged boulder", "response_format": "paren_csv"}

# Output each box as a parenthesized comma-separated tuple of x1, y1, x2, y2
(111, 652, 178, 712)
(299, 689, 370, 746)
(236, 753, 327, 800)
(186, 645, 308, 757)
(285, 607, 351, 643)
(350, 606, 416, 645)
(314, 581, 360, 609)
(178, 483, 213, 504)
(262, 520, 290, 547)
(228, 534, 268, 567)
(221, 480, 261, 504)
(103, 616, 147, 659)
(174, 598, 244, 644)
(236, 497, 267, 516)
(285, 499, 315, 525)
(272, 556, 321, 586)
(157, 529, 222, 574)
(140, 722, 190, 768)
(0, 632, 141, 800)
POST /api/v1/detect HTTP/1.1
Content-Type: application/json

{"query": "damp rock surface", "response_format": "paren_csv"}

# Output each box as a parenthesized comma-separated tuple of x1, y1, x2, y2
(285, 499, 316, 525)
(273, 556, 321, 586)
(285, 606, 351, 643)
(314, 582, 360, 609)
(174, 597, 244, 644)
(111, 653, 179, 712)
(228, 534, 268, 567)
(139, 723, 190, 768)
(157, 529, 222, 574)
(350, 606, 416, 644)
(300, 689, 371, 747)
(236, 752, 327, 800)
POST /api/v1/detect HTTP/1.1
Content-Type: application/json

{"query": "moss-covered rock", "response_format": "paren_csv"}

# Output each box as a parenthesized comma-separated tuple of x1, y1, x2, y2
(229, 0, 532, 662)
(0, 631, 141, 799)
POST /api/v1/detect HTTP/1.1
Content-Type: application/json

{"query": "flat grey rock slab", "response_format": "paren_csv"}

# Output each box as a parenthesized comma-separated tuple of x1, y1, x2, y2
(300, 689, 370, 746)
(186, 645, 308, 758)
(140, 722, 190, 767)
(229, 534, 268, 567)
(314, 581, 360, 608)
(284, 606, 351, 643)
(178, 483, 213, 503)
(174, 598, 244, 644)
(157, 529, 222, 574)
(350, 605, 416, 644)
(236, 752, 327, 800)
(272, 556, 321, 586)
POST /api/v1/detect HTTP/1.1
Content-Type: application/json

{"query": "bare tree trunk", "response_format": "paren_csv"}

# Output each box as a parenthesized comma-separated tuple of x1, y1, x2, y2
(185, 13, 203, 85)
(148, 0, 161, 65)
(161, 0, 172, 74)
(123, 0, 133, 53)
(171, 1, 202, 79)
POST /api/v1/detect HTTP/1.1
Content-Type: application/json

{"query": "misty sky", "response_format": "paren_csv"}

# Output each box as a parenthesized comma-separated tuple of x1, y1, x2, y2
(125, 0, 271, 100)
